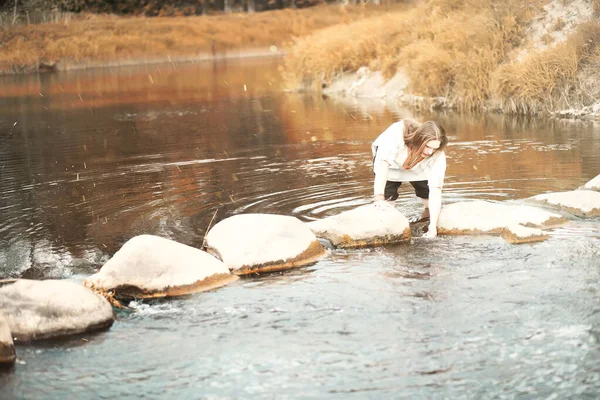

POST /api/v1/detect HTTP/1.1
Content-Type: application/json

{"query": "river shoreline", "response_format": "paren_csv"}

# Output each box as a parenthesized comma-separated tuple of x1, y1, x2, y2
(322, 67, 600, 121)
(0, 47, 286, 75)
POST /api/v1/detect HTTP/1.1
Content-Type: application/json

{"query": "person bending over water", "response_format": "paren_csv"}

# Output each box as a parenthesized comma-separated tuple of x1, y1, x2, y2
(372, 118, 448, 238)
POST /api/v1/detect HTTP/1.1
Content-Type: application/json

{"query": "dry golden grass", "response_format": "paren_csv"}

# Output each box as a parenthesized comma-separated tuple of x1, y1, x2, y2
(285, 0, 545, 111)
(493, 22, 600, 114)
(283, 13, 400, 89)
(0, 4, 391, 74)
(594, 0, 600, 17)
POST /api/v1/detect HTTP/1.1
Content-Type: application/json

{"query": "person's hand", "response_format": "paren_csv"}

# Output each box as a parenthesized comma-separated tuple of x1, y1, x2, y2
(374, 200, 392, 210)
(422, 225, 438, 238)
(373, 194, 389, 210)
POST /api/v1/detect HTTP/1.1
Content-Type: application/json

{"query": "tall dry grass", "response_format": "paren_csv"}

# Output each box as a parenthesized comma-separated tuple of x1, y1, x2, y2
(0, 4, 391, 74)
(493, 22, 600, 113)
(287, 0, 600, 112)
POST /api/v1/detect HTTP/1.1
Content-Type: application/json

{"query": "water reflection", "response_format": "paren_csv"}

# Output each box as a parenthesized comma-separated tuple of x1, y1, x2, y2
(1, 58, 599, 275)
(0, 57, 599, 399)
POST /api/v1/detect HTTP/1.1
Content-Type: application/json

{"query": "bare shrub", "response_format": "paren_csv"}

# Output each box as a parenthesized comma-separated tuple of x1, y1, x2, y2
(541, 32, 554, 45)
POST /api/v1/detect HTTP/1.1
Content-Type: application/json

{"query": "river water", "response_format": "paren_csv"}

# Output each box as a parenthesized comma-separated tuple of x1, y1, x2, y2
(0, 57, 599, 399)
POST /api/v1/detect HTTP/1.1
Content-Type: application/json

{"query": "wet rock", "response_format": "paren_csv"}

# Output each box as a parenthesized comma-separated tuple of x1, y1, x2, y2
(499, 224, 551, 244)
(437, 200, 566, 243)
(323, 67, 410, 99)
(0, 279, 114, 341)
(527, 190, 600, 217)
(205, 214, 326, 275)
(85, 235, 237, 298)
(307, 204, 411, 248)
(579, 174, 600, 192)
(0, 318, 16, 366)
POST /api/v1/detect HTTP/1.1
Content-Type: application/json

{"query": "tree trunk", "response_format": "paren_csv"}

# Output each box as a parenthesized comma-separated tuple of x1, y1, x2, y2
(224, 0, 231, 13)
(248, 0, 256, 13)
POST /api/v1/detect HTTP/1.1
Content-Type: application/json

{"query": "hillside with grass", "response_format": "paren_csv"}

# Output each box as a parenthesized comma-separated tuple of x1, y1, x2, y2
(284, 0, 600, 116)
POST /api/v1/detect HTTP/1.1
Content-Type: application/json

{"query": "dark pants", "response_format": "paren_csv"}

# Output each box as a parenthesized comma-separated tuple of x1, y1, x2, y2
(384, 180, 429, 201)
(373, 146, 429, 201)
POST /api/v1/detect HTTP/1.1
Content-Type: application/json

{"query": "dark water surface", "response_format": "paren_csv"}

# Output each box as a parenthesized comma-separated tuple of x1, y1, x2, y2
(1, 58, 599, 399)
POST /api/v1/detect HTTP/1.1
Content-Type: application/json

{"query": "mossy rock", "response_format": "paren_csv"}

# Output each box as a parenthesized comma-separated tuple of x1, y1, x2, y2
(578, 174, 600, 192)
(437, 200, 566, 243)
(85, 235, 238, 299)
(307, 204, 411, 248)
(205, 214, 326, 275)
(528, 190, 600, 218)
(0, 279, 115, 342)
(0, 318, 15, 366)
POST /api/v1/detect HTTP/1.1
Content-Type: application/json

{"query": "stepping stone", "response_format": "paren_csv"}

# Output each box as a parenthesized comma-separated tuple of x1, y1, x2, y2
(85, 235, 237, 299)
(528, 190, 600, 217)
(0, 317, 15, 366)
(205, 214, 326, 275)
(307, 203, 411, 248)
(579, 174, 600, 192)
(437, 200, 566, 243)
(0, 279, 114, 342)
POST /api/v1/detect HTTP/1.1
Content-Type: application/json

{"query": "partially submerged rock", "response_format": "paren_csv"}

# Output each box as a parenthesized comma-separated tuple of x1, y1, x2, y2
(0, 279, 114, 341)
(437, 200, 566, 243)
(0, 317, 16, 366)
(307, 204, 411, 248)
(579, 174, 600, 192)
(500, 225, 550, 244)
(528, 190, 600, 217)
(205, 214, 326, 275)
(85, 235, 237, 299)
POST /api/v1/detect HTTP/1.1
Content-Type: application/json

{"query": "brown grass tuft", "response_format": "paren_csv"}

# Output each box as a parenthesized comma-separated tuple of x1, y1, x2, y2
(553, 18, 566, 31)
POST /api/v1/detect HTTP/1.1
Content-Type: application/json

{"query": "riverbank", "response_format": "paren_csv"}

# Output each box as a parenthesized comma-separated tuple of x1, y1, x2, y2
(0, 4, 399, 75)
(2, 1, 599, 118)
(284, 0, 600, 117)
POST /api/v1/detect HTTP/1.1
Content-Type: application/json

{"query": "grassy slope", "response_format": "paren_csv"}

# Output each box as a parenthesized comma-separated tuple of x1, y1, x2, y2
(0, 4, 399, 74)
(285, 0, 600, 113)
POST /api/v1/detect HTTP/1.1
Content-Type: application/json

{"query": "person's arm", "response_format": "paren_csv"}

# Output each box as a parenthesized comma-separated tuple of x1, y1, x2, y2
(423, 152, 446, 238)
(372, 121, 403, 203)
(424, 187, 442, 237)
(373, 159, 389, 202)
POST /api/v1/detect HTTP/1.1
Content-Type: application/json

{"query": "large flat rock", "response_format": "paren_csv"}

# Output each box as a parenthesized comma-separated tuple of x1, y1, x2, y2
(0, 317, 15, 366)
(0, 279, 115, 342)
(437, 200, 566, 243)
(205, 214, 326, 275)
(307, 204, 411, 248)
(528, 190, 600, 217)
(579, 174, 600, 192)
(85, 235, 238, 299)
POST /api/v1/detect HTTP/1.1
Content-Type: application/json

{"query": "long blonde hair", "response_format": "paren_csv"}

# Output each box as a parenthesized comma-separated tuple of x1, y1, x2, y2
(402, 119, 448, 169)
